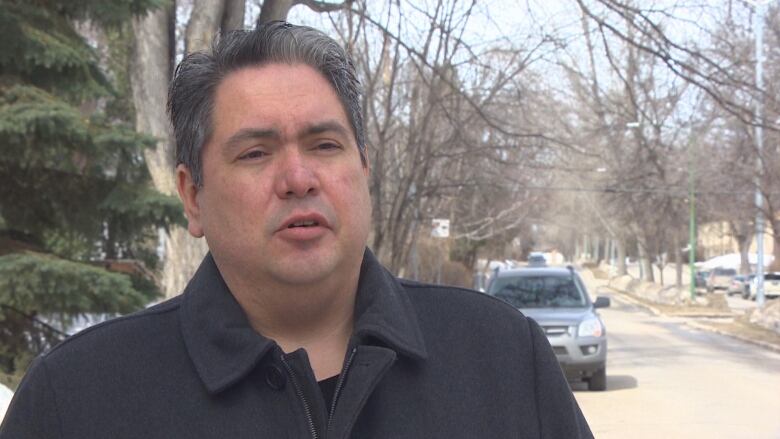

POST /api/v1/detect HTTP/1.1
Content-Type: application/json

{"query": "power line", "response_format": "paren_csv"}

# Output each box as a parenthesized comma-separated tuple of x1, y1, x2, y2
(516, 184, 779, 196)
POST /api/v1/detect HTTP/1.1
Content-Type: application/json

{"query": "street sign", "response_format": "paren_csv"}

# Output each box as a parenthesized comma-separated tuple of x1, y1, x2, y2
(431, 219, 450, 238)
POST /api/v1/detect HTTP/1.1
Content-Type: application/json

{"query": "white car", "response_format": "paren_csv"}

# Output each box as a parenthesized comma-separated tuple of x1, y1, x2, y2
(0, 383, 13, 423)
(748, 273, 780, 300)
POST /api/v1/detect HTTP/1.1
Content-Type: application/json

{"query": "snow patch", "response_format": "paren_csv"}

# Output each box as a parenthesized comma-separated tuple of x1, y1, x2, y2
(696, 253, 775, 270)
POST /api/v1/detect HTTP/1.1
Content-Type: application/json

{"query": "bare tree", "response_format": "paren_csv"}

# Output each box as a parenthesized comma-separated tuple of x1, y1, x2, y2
(320, 1, 554, 274)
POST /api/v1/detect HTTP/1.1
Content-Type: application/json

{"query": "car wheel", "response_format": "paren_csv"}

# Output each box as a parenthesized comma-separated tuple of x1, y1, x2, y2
(742, 288, 751, 300)
(588, 367, 607, 391)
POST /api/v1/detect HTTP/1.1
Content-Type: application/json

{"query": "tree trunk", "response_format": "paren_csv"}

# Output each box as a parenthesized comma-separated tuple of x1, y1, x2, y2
(186, 0, 226, 53)
(729, 221, 752, 275)
(574, 239, 581, 262)
(637, 238, 654, 282)
(583, 234, 589, 261)
(222, 0, 246, 31)
(617, 239, 627, 276)
(738, 234, 751, 275)
(131, 5, 208, 298)
(674, 233, 682, 288)
(258, 0, 295, 24)
(131, 8, 175, 196)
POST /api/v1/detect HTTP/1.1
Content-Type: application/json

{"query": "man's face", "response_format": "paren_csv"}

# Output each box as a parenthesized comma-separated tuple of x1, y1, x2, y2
(177, 63, 371, 286)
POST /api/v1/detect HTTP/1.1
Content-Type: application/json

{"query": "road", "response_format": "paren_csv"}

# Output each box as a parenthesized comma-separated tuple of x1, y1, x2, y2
(574, 282, 780, 438)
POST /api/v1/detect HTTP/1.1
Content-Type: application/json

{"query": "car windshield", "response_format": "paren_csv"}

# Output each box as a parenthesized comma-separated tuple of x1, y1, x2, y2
(714, 268, 737, 276)
(765, 274, 780, 281)
(488, 275, 587, 308)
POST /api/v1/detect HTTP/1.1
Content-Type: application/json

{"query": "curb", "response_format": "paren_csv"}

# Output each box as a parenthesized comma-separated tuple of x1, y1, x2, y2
(602, 285, 780, 354)
(605, 288, 662, 316)
(684, 320, 780, 355)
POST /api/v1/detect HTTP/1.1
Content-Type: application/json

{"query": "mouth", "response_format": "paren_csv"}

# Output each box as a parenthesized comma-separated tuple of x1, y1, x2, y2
(287, 219, 320, 228)
(278, 213, 330, 232)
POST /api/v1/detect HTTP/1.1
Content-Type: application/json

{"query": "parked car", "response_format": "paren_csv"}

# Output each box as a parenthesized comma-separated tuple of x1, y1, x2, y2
(473, 271, 488, 293)
(527, 252, 547, 267)
(0, 383, 12, 424)
(487, 266, 610, 390)
(694, 270, 710, 289)
(747, 273, 780, 300)
(727, 274, 753, 297)
(707, 267, 737, 293)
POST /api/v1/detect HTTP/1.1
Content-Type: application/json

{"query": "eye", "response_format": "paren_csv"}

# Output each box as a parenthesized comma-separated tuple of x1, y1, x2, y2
(238, 149, 267, 160)
(316, 142, 342, 151)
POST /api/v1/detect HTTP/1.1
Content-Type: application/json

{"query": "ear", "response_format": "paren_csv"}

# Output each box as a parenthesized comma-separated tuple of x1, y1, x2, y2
(176, 164, 205, 238)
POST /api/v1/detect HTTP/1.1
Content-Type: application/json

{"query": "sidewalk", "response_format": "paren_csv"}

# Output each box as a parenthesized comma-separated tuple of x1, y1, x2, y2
(584, 267, 780, 354)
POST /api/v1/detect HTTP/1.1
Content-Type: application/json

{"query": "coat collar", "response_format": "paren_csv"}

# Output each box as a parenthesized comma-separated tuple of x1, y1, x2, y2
(179, 248, 427, 394)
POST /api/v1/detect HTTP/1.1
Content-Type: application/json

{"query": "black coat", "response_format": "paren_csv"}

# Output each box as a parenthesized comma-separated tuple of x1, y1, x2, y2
(1, 249, 592, 438)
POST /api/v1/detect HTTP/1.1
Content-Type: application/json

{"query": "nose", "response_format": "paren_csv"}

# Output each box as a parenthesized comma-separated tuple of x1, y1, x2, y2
(273, 150, 320, 199)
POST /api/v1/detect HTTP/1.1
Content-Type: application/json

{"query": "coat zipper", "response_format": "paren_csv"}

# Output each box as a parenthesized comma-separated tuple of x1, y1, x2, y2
(280, 355, 318, 439)
(326, 346, 358, 434)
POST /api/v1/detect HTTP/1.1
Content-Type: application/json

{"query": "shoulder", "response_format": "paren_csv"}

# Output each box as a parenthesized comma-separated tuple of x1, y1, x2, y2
(399, 278, 523, 316)
(42, 296, 184, 366)
(398, 278, 536, 336)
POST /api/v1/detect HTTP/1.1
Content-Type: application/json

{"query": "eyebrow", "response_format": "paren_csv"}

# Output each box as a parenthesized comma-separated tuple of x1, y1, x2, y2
(223, 128, 281, 152)
(300, 120, 352, 140)
(221, 120, 352, 153)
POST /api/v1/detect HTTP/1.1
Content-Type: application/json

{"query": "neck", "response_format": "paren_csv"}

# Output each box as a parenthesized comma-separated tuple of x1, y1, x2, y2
(223, 264, 360, 381)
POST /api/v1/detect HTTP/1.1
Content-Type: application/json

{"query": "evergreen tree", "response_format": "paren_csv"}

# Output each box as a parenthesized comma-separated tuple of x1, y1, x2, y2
(0, 0, 180, 385)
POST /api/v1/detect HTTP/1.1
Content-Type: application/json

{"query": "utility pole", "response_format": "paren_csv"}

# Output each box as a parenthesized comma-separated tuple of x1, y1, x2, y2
(688, 134, 697, 301)
(751, 0, 773, 308)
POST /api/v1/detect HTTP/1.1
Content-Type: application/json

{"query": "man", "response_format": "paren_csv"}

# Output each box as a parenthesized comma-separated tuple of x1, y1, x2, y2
(1, 22, 592, 438)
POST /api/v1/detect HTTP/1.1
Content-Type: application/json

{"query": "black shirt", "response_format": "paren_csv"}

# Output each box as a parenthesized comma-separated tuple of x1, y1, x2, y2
(318, 374, 339, 410)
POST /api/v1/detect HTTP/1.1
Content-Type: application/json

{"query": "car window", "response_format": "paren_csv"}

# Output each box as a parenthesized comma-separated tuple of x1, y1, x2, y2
(765, 274, 780, 281)
(488, 275, 587, 308)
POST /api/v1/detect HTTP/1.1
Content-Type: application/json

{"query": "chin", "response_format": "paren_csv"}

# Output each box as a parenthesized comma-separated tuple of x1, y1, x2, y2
(270, 255, 338, 285)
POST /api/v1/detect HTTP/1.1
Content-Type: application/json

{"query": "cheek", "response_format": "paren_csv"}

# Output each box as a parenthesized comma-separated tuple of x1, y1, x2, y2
(200, 177, 270, 234)
(334, 167, 372, 226)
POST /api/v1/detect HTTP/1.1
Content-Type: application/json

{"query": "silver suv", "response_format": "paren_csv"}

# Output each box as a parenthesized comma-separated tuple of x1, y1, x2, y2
(487, 266, 610, 390)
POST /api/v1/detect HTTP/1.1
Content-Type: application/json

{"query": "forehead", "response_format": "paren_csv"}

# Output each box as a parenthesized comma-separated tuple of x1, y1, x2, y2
(211, 63, 349, 131)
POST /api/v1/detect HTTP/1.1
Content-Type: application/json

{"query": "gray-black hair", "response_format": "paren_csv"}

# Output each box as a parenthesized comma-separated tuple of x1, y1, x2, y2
(168, 21, 366, 187)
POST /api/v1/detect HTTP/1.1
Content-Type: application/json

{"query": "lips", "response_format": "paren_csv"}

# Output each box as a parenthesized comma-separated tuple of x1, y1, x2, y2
(277, 212, 330, 232)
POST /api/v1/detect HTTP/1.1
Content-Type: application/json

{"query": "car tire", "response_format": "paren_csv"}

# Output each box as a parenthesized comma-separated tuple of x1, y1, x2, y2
(742, 288, 750, 300)
(588, 367, 607, 391)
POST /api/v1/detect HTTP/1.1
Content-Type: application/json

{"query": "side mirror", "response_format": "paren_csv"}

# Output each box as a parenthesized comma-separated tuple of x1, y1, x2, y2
(593, 296, 611, 308)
